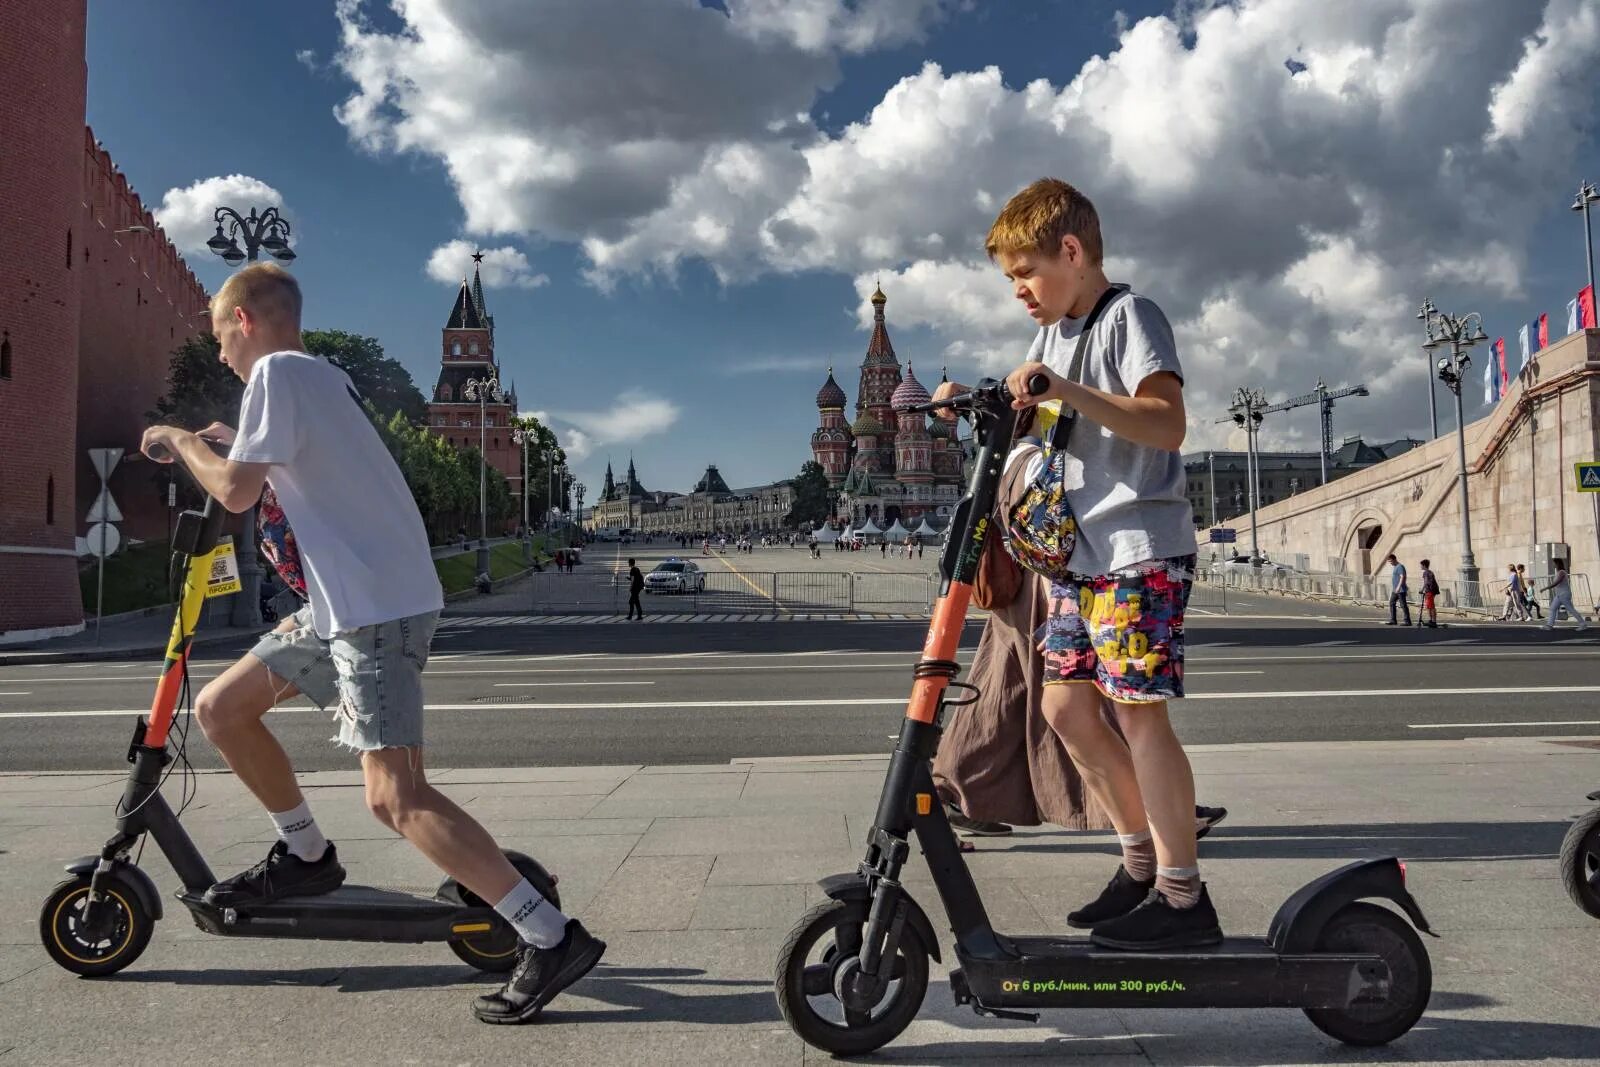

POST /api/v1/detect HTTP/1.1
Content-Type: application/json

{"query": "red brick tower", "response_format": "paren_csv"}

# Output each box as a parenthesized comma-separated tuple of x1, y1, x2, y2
(424, 256, 522, 523)
(890, 363, 933, 518)
(0, 0, 89, 639)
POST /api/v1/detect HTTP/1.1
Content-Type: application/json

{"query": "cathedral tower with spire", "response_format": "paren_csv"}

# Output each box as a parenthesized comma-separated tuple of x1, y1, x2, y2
(809, 285, 965, 529)
(425, 252, 523, 525)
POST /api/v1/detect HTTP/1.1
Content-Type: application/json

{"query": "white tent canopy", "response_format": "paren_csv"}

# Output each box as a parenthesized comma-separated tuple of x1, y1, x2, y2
(857, 517, 883, 537)
(840, 525, 858, 542)
(811, 523, 840, 543)
(884, 520, 911, 541)
(912, 517, 941, 540)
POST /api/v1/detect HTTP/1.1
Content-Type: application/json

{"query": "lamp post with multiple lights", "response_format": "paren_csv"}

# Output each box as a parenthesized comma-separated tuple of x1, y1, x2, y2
(1418, 298, 1488, 603)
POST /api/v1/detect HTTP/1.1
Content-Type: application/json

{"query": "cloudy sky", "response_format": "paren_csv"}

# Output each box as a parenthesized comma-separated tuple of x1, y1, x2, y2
(93, 0, 1600, 496)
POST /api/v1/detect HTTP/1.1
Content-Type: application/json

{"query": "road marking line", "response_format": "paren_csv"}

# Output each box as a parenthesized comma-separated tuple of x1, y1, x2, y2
(491, 681, 655, 688)
(1408, 720, 1600, 729)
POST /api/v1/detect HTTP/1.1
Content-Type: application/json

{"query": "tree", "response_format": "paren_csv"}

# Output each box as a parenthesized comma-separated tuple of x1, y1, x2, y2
(148, 333, 242, 430)
(303, 330, 428, 425)
(784, 461, 830, 529)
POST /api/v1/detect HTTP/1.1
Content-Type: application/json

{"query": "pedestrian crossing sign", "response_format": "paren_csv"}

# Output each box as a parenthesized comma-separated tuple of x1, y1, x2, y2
(1577, 462, 1600, 493)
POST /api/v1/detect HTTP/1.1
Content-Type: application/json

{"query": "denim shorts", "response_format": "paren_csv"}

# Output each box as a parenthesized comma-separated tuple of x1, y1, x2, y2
(249, 605, 439, 751)
(1040, 555, 1195, 703)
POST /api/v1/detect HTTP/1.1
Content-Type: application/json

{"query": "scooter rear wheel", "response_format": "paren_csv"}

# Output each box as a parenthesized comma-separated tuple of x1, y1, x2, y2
(775, 898, 929, 1055)
(1303, 902, 1431, 1046)
(40, 872, 153, 977)
(447, 852, 562, 972)
(1558, 806, 1600, 918)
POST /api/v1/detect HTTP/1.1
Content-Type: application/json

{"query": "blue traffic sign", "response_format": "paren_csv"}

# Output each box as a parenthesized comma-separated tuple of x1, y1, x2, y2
(1209, 527, 1238, 543)
(1577, 462, 1600, 493)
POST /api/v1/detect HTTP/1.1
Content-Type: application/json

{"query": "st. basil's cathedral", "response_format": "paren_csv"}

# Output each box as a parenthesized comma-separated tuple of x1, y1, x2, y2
(811, 285, 965, 528)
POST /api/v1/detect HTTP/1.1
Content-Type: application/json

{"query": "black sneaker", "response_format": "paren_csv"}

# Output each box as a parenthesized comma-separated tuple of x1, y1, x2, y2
(472, 920, 607, 1025)
(945, 802, 1012, 837)
(1089, 885, 1224, 951)
(1067, 865, 1154, 929)
(202, 841, 344, 907)
(1194, 805, 1228, 840)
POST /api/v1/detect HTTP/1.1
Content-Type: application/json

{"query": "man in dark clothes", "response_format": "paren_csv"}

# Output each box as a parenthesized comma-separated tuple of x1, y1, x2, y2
(627, 558, 645, 620)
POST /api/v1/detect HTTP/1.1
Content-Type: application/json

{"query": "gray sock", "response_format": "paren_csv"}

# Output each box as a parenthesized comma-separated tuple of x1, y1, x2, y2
(1156, 865, 1202, 909)
(1119, 830, 1156, 881)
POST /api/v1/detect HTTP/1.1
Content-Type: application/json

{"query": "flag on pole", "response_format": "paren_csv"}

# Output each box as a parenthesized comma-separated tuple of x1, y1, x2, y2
(1483, 349, 1499, 404)
(1569, 297, 1581, 335)
(1536, 312, 1548, 352)
(1495, 337, 1508, 393)
(1518, 323, 1530, 371)
(1582, 284, 1597, 329)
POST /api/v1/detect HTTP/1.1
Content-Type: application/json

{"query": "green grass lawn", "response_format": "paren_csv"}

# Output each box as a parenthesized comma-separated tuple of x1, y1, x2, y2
(434, 538, 553, 595)
(81, 535, 559, 614)
(79, 540, 178, 617)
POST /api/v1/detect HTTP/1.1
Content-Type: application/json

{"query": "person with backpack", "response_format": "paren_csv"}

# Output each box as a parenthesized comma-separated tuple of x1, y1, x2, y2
(1517, 564, 1543, 619)
(626, 558, 645, 621)
(1417, 558, 1439, 628)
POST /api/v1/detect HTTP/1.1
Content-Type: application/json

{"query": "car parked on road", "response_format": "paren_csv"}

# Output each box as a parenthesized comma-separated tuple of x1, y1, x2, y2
(1210, 552, 1301, 578)
(644, 558, 706, 594)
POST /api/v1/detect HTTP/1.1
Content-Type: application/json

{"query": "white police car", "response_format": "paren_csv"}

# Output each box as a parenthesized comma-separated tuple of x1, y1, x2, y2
(644, 558, 706, 594)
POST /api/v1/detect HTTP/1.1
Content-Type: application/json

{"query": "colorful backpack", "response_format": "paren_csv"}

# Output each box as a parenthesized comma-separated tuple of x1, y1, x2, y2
(1005, 284, 1126, 583)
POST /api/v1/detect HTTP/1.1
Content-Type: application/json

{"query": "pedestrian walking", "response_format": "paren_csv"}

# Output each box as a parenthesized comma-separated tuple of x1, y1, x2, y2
(1517, 564, 1543, 619)
(1384, 553, 1411, 626)
(1541, 559, 1589, 631)
(1498, 564, 1529, 621)
(1417, 558, 1439, 628)
(627, 557, 645, 621)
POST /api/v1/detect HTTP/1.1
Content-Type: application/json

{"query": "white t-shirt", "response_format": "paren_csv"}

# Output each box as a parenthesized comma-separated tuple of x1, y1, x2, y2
(230, 351, 443, 638)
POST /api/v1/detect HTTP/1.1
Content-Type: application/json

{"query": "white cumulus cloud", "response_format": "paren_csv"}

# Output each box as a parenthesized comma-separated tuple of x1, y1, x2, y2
(427, 240, 549, 289)
(529, 391, 682, 463)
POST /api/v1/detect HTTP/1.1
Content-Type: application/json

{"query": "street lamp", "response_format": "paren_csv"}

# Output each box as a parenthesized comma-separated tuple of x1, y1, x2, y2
(1419, 298, 1488, 603)
(205, 204, 297, 627)
(462, 373, 503, 581)
(574, 482, 586, 535)
(1575, 181, 1599, 325)
(511, 423, 535, 552)
(1415, 303, 1441, 440)
(1222, 387, 1268, 567)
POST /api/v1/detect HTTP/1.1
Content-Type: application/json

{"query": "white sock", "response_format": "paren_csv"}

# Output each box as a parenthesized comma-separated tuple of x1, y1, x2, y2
(269, 801, 328, 862)
(494, 878, 570, 949)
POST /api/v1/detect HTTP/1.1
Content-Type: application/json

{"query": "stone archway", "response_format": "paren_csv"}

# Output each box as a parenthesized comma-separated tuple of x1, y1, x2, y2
(1339, 506, 1392, 576)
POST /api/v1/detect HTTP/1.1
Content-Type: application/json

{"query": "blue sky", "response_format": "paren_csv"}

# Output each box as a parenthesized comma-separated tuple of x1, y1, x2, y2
(89, 0, 1600, 497)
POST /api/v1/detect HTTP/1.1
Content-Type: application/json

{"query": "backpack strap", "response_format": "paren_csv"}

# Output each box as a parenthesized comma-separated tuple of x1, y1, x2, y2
(1049, 283, 1129, 451)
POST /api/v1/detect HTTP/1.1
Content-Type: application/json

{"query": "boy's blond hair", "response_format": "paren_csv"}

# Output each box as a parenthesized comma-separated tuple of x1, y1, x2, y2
(213, 261, 302, 328)
(984, 178, 1103, 265)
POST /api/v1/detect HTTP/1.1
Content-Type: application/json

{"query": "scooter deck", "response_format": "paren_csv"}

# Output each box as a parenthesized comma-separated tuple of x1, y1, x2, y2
(177, 884, 500, 944)
(956, 934, 1387, 1010)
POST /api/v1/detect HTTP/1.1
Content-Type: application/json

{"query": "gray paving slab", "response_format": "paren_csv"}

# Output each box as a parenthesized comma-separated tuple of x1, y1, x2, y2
(0, 738, 1596, 1064)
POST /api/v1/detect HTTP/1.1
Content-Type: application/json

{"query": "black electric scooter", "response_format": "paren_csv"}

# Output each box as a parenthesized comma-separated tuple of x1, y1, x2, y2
(775, 376, 1436, 1055)
(39, 452, 557, 977)
(1560, 789, 1600, 918)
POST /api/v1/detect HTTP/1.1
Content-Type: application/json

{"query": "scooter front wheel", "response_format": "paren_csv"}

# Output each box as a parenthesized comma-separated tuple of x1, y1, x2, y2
(775, 898, 929, 1055)
(39, 873, 154, 977)
(1558, 806, 1600, 918)
(1303, 902, 1431, 1046)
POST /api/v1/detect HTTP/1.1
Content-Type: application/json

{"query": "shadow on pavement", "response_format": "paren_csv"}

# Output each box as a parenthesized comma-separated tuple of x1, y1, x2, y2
(1000, 821, 1570, 863)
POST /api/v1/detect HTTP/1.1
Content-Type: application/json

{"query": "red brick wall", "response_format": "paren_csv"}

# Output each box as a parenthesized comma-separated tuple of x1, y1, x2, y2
(75, 127, 212, 546)
(0, 0, 88, 637)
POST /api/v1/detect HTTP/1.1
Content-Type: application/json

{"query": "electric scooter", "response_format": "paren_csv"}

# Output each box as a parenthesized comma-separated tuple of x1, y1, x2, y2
(1560, 789, 1600, 918)
(39, 450, 558, 977)
(775, 375, 1436, 1055)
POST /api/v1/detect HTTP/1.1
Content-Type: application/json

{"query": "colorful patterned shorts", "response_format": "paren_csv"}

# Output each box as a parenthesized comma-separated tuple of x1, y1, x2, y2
(1041, 555, 1195, 703)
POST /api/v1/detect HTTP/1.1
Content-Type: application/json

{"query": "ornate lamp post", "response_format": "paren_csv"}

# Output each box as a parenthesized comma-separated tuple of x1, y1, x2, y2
(1574, 181, 1598, 316)
(511, 423, 535, 554)
(1419, 298, 1488, 602)
(1224, 387, 1268, 567)
(205, 205, 297, 627)
(462, 373, 503, 580)
(574, 482, 586, 535)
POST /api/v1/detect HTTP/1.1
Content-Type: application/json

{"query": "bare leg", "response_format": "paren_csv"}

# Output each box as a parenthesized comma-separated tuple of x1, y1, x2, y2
(1039, 682, 1147, 836)
(194, 624, 305, 814)
(362, 746, 523, 903)
(1113, 700, 1198, 871)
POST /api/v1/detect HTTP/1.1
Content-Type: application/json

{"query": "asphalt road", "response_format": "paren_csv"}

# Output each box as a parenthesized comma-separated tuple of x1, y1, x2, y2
(2, 587, 1596, 772)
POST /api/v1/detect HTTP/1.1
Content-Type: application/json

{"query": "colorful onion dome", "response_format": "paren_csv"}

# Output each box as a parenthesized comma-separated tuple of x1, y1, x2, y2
(852, 411, 885, 436)
(890, 363, 930, 410)
(816, 367, 847, 409)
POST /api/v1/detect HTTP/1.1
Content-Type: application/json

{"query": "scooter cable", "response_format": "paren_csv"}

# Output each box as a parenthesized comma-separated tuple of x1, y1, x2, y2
(115, 556, 202, 824)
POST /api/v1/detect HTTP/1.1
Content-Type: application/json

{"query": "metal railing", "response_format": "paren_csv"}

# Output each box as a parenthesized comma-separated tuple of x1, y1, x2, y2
(1195, 566, 1594, 620)
(523, 570, 940, 615)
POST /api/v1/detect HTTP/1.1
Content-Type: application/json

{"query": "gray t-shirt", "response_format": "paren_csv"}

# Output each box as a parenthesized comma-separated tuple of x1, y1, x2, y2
(1025, 287, 1196, 576)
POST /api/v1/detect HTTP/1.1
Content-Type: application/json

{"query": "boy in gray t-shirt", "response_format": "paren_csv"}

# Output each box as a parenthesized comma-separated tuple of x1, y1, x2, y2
(934, 178, 1217, 950)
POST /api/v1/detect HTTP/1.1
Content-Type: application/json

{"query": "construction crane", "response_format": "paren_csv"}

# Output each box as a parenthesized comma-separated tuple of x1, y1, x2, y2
(1256, 379, 1370, 486)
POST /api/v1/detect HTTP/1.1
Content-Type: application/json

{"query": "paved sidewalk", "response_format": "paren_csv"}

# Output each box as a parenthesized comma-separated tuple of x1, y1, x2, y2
(2, 737, 1597, 1065)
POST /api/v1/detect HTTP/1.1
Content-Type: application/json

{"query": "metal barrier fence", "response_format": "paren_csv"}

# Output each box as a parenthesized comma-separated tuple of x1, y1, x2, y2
(523, 571, 939, 615)
(1194, 567, 1594, 620)
(522, 568, 1234, 617)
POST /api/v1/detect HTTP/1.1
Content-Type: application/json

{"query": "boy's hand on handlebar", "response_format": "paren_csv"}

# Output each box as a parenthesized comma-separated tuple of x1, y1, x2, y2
(929, 379, 970, 420)
(141, 425, 187, 463)
(1005, 362, 1063, 409)
(196, 421, 237, 446)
